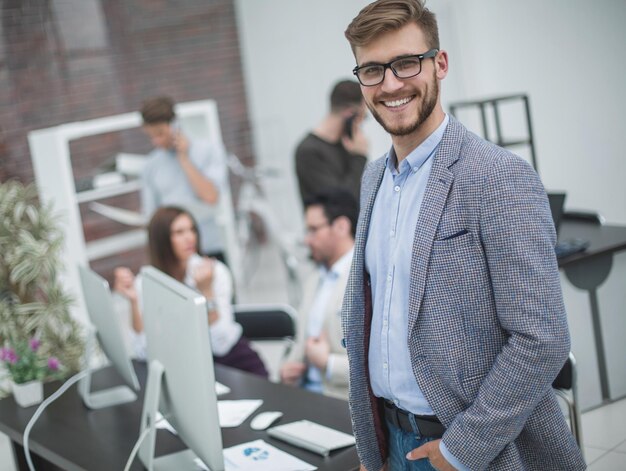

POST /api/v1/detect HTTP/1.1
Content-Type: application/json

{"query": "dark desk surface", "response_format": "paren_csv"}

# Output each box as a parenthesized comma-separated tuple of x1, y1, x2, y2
(558, 220, 626, 267)
(0, 362, 359, 471)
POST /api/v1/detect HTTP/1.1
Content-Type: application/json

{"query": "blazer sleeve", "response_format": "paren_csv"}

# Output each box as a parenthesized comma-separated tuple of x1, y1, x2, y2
(441, 154, 570, 469)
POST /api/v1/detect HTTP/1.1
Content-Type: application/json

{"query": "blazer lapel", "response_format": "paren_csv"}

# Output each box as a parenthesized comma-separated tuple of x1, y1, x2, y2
(352, 158, 386, 290)
(350, 157, 385, 332)
(407, 118, 464, 333)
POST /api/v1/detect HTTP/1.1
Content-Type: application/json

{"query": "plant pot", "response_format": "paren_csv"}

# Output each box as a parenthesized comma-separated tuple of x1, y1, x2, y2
(12, 380, 43, 407)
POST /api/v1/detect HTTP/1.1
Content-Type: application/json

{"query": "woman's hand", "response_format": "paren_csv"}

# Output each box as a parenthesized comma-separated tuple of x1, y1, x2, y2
(192, 257, 215, 298)
(113, 267, 137, 302)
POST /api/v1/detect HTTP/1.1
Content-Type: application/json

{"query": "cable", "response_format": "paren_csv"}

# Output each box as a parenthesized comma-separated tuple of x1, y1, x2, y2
(123, 426, 151, 471)
(123, 414, 166, 471)
(22, 369, 89, 471)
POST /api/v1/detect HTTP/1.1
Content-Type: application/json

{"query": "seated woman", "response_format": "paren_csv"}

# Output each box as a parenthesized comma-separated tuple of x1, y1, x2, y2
(113, 205, 268, 377)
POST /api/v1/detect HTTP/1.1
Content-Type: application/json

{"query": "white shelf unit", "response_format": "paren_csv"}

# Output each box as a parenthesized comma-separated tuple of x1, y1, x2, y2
(76, 179, 142, 204)
(28, 100, 241, 325)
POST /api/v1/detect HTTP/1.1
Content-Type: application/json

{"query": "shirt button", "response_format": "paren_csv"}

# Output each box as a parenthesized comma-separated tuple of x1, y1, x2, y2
(390, 230, 395, 237)
(413, 167, 418, 172)
(383, 363, 388, 369)
(387, 275, 392, 281)
(394, 185, 401, 192)
(383, 319, 388, 326)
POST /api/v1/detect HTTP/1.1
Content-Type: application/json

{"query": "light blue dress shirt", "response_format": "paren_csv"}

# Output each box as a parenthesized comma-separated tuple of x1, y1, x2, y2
(366, 114, 448, 414)
(365, 114, 469, 471)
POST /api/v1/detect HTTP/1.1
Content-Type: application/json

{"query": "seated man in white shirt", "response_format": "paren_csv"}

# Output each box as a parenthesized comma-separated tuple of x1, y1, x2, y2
(280, 188, 359, 399)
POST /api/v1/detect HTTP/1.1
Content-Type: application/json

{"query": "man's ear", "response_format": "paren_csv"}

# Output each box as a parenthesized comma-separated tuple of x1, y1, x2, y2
(435, 50, 449, 80)
(339, 108, 356, 119)
(332, 216, 351, 236)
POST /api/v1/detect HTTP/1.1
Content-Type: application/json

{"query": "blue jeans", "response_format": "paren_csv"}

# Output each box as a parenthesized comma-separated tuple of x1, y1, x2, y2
(386, 419, 438, 471)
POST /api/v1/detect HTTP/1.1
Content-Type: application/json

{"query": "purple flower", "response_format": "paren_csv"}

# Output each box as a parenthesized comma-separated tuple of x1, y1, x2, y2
(47, 357, 60, 371)
(29, 338, 41, 352)
(0, 347, 18, 365)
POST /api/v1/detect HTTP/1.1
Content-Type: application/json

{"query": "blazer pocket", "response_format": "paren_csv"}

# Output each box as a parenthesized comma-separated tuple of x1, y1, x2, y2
(435, 228, 470, 242)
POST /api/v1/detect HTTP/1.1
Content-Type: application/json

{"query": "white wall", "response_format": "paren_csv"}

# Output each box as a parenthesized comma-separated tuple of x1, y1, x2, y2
(446, 0, 626, 225)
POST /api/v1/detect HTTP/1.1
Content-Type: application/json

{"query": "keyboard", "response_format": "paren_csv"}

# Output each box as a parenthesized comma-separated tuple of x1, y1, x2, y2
(555, 238, 590, 259)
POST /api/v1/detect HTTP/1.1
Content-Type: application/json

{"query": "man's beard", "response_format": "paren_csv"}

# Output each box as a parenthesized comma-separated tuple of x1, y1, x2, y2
(367, 71, 439, 137)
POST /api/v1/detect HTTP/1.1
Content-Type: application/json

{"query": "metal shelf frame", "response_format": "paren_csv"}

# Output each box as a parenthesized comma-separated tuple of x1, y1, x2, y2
(449, 94, 539, 173)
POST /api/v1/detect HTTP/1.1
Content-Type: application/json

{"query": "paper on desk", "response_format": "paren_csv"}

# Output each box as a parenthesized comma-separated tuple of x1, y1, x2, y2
(215, 380, 231, 396)
(155, 400, 263, 434)
(218, 399, 263, 427)
(155, 412, 177, 435)
(223, 439, 316, 471)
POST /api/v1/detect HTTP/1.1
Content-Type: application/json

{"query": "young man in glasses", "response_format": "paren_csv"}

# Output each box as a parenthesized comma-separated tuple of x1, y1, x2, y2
(341, 1, 585, 470)
(294, 80, 369, 208)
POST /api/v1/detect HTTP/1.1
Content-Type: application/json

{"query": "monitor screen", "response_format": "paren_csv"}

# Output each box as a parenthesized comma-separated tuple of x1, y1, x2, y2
(548, 192, 566, 234)
(78, 265, 139, 408)
(139, 266, 224, 471)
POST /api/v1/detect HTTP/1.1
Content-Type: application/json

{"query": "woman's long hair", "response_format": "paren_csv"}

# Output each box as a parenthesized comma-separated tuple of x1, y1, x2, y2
(147, 206, 200, 280)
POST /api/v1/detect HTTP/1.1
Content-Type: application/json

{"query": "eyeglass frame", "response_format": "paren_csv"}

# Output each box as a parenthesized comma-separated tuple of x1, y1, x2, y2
(352, 48, 439, 87)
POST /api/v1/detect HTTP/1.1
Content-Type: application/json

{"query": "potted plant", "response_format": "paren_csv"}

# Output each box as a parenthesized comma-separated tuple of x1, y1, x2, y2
(0, 180, 84, 400)
(1, 337, 63, 406)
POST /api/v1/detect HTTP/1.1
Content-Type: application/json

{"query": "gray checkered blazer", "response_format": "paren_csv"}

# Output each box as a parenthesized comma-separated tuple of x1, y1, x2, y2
(341, 117, 586, 470)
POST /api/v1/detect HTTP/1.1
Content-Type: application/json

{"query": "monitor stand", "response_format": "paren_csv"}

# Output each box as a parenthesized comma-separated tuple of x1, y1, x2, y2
(78, 327, 137, 409)
(138, 360, 216, 471)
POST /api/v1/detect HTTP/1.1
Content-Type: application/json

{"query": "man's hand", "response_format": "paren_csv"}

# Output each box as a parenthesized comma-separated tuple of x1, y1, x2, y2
(341, 125, 368, 156)
(305, 332, 330, 370)
(113, 267, 137, 302)
(173, 129, 190, 160)
(280, 361, 306, 385)
(406, 439, 456, 471)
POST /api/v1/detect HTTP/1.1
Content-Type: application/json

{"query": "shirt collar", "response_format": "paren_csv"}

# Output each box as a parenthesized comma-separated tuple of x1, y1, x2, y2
(385, 113, 450, 175)
(319, 247, 354, 279)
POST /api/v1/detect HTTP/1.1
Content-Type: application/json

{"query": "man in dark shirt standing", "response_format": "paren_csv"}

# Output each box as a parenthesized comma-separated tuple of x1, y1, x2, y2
(295, 80, 368, 206)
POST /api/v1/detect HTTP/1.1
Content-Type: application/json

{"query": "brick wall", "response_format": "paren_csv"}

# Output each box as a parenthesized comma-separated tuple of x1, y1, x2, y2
(0, 0, 254, 283)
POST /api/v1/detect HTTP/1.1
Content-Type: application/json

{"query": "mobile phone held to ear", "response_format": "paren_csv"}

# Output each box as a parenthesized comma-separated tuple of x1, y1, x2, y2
(343, 114, 356, 139)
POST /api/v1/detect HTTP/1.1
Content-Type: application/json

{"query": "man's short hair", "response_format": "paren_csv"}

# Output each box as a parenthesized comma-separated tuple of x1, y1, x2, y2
(345, 0, 440, 52)
(140, 96, 176, 125)
(304, 187, 359, 239)
(330, 80, 363, 113)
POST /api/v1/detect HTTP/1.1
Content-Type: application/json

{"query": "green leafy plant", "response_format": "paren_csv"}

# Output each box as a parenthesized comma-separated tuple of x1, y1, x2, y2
(1, 337, 64, 384)
(0, 180, 84, 393)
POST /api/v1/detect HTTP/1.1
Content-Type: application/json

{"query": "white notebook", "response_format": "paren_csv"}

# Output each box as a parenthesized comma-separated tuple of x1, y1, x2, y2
(267, 420, 355, 457)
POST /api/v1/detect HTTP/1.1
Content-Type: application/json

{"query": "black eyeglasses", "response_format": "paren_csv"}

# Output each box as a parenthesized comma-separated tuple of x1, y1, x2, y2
(352, 49, 439, 86)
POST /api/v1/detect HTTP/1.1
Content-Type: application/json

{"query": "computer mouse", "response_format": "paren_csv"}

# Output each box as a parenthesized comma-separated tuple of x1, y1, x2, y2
(250, 411, 283, 431)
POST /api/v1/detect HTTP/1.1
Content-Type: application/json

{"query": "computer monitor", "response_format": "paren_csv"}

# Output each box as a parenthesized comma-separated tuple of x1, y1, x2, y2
(548, 192, 566, 235)
(138, 266, 224, 471)
(77, 265, 140, 409)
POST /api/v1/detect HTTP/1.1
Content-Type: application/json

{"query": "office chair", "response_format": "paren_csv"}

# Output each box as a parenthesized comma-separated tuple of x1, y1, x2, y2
(553, 352, 584, 455)
(233, 304, 297, 382)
